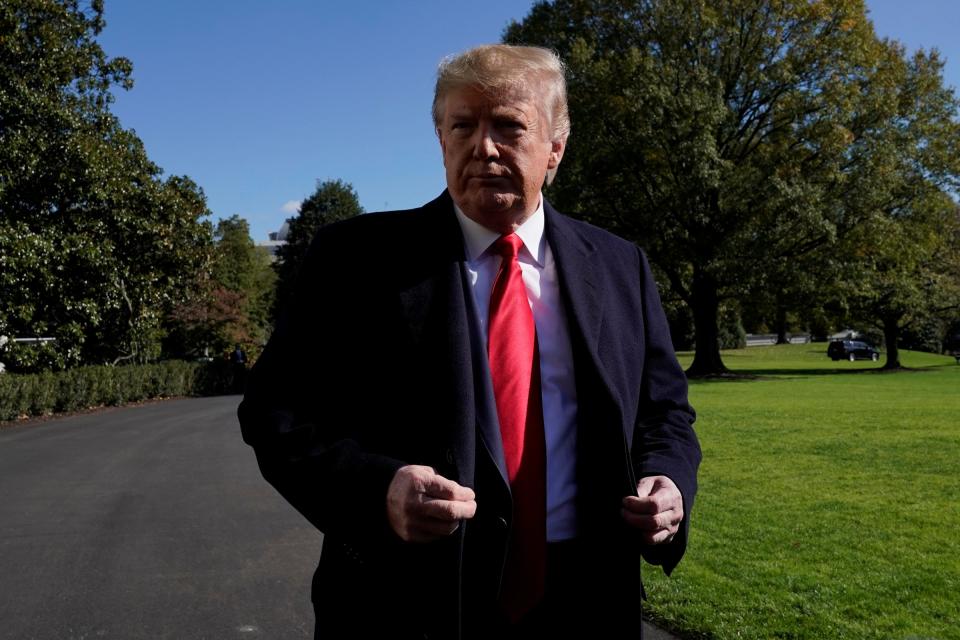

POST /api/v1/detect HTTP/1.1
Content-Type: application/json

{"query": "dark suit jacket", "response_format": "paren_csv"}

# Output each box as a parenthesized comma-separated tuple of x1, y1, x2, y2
(238, 191, 700, 639)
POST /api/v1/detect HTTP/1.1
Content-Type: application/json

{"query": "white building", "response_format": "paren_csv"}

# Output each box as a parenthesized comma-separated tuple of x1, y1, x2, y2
(257, 220, 290, 260)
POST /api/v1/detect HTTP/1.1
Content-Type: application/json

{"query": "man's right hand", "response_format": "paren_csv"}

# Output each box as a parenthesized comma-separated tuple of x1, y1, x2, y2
(386, 465, 477, 542)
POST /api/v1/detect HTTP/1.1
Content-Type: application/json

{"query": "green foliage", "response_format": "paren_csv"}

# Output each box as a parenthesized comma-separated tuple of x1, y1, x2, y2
(0, 360, 235, 422)
(274, 179, 364, 318)
(900, 316, 949, 354)
(717, 304, 746, 350)
(504, 0, 960, 376)
(166, 215, 276, 359)
(823, 44, 960, 367)
(0, 338, 62, 372)
(837, 196, 960, 367)
(651, 344, 959, 639)
(212, 216, 276, 351)
(212, 216, 261, 293)
(0, 0, 213, 371)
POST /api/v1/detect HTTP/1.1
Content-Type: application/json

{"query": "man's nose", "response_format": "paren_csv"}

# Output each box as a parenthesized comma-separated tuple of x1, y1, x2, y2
(472, 125, 498, 160)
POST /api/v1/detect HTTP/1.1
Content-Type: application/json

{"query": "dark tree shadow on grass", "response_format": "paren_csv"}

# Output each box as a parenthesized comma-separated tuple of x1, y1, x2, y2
(687, 363, 955, 382)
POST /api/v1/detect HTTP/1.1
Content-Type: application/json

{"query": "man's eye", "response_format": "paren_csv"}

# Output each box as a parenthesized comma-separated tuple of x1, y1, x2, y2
(497, 120, 524, 131)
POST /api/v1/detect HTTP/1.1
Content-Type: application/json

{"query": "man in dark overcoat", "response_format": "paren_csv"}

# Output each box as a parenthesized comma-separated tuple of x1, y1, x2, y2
(239, 44, 701, 639)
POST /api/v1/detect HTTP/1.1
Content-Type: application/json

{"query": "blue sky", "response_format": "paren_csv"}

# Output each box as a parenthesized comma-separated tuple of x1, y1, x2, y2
(97, 1, 960, 243)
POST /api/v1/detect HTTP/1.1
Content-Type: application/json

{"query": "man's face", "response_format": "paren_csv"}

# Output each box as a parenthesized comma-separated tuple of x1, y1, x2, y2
(438, 85, 565, 233)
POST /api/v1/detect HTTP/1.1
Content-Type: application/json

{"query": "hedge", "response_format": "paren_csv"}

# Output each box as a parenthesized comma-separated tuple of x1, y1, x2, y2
(0, 359, 238, 422)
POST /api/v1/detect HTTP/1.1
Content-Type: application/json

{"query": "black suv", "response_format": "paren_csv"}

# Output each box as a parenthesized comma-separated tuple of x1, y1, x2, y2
(827, 340, 880, 362)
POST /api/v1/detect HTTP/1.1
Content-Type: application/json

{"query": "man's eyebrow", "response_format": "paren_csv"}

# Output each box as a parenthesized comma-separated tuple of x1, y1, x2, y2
(490, 105, 527, 117)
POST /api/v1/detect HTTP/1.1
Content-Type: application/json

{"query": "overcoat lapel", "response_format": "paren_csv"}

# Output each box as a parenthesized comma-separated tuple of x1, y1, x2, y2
(545, 201, 639, 533)
(396, 193, 477, 489)
(543, 201, 619, 405)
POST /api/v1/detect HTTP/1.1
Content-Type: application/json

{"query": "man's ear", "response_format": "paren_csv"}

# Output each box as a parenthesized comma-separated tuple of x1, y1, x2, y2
(547, 135, 567, 169)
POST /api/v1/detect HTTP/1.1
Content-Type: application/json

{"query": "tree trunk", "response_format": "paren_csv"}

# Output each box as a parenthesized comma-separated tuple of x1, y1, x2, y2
(686, 268, 729, 377)
(775, 296, 789, 344)
(882, 315, 902, 370)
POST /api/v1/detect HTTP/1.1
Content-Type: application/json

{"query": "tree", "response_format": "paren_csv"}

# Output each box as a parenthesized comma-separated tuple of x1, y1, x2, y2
(504, 0, 957, 375)
(840, 197, 960, 368)
(740, 251, 829, 342)
(166, 283, 247, 359)
(167, 215, 276, 359)
(273, 179, 364, 318)
(0, 0, 213, 370)
(945, 316, 960, 354)
(213, 216, 276, 351)
(828, 46, 960, 368)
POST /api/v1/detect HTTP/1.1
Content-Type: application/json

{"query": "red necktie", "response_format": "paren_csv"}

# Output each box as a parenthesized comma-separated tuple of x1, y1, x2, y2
(487, 234, 546, 622)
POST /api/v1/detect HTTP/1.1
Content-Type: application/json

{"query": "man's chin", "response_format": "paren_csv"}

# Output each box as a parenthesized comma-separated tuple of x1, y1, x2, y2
(478, 192, 518, 211)
(458, 193, 531, 231)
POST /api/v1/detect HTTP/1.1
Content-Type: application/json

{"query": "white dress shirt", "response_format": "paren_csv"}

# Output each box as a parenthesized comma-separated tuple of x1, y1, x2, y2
(454, 199, 580, 542)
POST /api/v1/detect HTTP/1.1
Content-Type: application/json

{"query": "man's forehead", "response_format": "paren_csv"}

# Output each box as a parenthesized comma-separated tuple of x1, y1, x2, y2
(445, 85, 537, 114)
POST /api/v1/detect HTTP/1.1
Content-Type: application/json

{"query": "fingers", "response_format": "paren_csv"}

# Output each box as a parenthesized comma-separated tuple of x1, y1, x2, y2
(421, 495, 478, 521)
(635, 474, 658, 498)
(421, 472, 476, 503)
(387, 465, 477, 543)
(622, 475, 683, 545)
(621, 498, 681, 529)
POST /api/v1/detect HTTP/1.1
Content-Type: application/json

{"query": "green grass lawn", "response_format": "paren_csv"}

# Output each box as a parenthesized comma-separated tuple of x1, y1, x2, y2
(644, 344, 960, 640)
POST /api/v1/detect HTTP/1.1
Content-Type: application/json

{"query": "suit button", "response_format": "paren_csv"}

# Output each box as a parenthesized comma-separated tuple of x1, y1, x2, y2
(497, 517, 509, 530)
(445, 449, 454, 465)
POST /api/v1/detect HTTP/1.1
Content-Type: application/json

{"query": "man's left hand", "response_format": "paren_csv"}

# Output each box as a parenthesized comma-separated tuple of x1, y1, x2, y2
(621, 475, 683, 545)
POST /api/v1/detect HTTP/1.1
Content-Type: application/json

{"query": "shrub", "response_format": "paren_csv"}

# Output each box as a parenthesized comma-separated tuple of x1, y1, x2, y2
(718, 305, 747, 350)
(0, 375, 31, 422)
(29, 372, 58, 416)
(0, 360, 236, 422)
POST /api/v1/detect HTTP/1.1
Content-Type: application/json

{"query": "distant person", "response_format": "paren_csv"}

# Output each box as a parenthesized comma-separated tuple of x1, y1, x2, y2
(230, 344, 247, 393)
(239, 44, 701, 638)
(230, 344, 247, 366)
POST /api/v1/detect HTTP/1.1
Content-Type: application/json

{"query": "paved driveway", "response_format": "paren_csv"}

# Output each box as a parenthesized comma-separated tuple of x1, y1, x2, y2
(0, 396, 320, 639)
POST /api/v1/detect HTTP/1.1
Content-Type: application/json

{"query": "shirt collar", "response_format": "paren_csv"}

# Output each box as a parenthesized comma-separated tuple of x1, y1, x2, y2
(453, 196, 546, 267)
